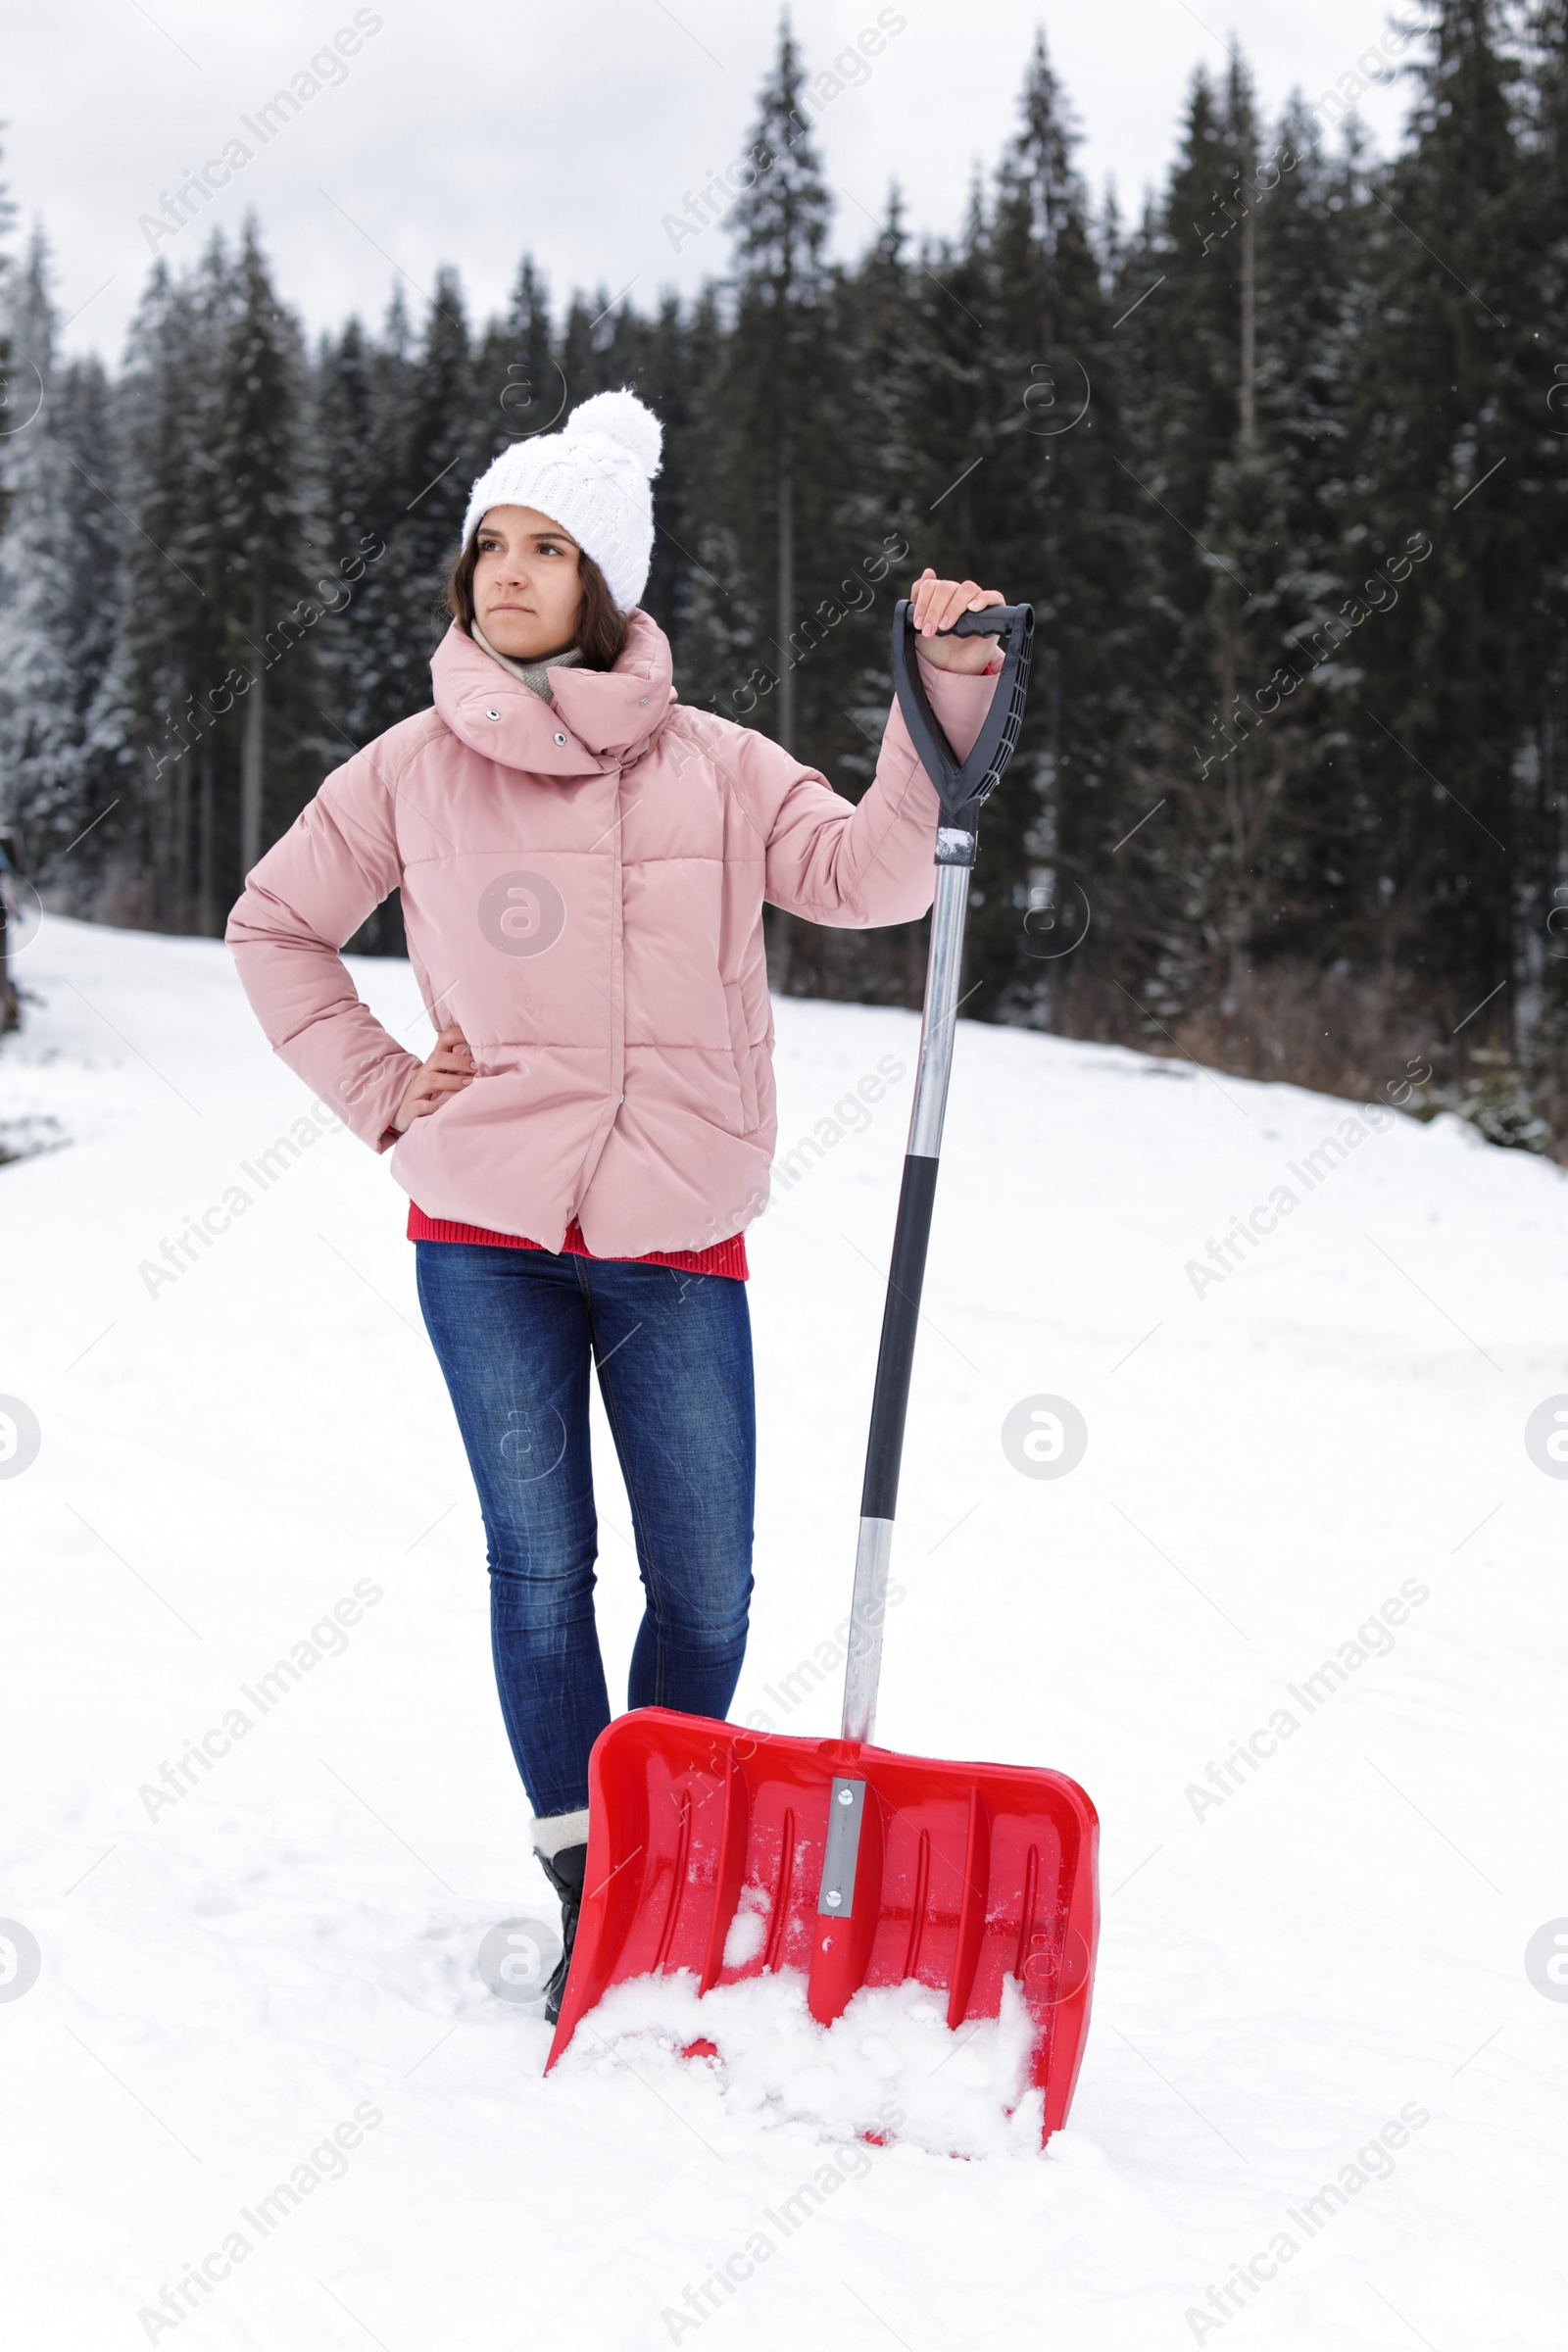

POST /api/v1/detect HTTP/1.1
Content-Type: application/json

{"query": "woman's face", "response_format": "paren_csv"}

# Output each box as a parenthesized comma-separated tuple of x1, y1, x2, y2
(471, 505, 582, 660)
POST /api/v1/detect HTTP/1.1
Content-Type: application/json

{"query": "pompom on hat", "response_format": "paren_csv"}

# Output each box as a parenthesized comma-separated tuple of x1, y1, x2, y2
(460, 388, 663, 613)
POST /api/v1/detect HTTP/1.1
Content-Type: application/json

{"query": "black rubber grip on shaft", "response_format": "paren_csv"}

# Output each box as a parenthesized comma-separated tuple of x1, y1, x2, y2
(858, 1153, 941, 1522)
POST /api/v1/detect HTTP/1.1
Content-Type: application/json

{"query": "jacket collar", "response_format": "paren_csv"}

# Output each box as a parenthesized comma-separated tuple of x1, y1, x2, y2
(429, 611, 674, 775)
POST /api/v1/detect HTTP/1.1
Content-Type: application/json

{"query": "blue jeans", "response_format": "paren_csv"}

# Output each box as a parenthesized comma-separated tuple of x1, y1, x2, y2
(415, 1242, 755, 1817)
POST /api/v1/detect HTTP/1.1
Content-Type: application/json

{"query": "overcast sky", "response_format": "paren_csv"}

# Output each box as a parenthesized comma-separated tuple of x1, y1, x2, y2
(6, 0, 1414, 365)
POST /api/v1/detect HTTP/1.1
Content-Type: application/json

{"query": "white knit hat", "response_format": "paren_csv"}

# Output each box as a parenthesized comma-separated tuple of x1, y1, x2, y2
(460, 388, 663, 613)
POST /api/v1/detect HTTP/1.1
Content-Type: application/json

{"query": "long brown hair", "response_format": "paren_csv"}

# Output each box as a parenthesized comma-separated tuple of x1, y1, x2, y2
(445, 527, 630, 669)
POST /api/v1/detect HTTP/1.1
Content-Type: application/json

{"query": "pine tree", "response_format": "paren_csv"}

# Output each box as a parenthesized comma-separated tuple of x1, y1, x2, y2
(708, 19, 870, 997)
(218, 220, 319, 888)
(0, 230, 126, 907)
(115, 243, 231, 928)
(666, 283, 766, 736)
(314, 313, 384, 758)
(719, 16, 838, 760)
(1515, 0, 1568, 1065)
(0, 234, 92, 874)
(1188, 56, 1313, 1023)
(57, 346, 132, 897)
(473, 256, 561, 471)
(0, 237, 132, 910)
(1101, 51, 1373, 1063)
(342, 285, 418, 746)
(965, 33, 1144, 1030)
(1349, 0, 1534, 1056)
(1239, 93, 1373, 996)
(1114, 64, 1257, 1020)
(374, 268, 479, 727)
(828, 187, 923, 799)
(0, 142, 16, 546)
(615, 284, 717, 644)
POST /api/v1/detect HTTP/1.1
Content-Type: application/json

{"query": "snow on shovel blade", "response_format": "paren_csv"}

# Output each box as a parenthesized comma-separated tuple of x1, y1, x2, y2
(545, 1708, 1099, 2143)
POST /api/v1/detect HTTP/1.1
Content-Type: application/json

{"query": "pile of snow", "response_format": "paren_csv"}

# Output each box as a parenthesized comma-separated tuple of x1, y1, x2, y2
(560, 1970, 1043, 2161)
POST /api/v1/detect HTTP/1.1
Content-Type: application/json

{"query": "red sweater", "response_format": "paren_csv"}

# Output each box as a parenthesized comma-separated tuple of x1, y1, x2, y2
(407, 1203, 748, 1280)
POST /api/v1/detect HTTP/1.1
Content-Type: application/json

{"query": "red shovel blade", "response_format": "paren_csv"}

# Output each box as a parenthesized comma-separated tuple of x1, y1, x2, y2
(545, 1708, 1099, 2142)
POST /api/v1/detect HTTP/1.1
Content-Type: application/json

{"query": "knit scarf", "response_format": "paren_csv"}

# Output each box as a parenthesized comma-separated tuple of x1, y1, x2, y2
(470, 619, 582, 705)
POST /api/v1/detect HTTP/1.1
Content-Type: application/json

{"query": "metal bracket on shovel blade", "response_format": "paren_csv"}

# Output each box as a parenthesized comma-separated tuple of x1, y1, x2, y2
(817, 1778, 866, 1918)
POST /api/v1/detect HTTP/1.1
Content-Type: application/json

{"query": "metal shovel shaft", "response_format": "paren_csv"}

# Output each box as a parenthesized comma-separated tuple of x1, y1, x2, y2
(835, 597, 1034, 1750)
(840, 854, 971, 1743)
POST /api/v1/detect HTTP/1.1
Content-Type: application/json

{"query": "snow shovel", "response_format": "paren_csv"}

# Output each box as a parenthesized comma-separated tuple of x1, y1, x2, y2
(546, 600, 1100, 2141)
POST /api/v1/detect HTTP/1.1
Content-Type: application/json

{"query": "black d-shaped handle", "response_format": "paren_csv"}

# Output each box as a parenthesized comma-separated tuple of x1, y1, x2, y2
(891, 600, 1035, 859)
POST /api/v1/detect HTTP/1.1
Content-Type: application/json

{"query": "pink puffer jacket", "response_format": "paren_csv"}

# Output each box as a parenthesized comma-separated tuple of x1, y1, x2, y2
(226, 612, 998, 1257)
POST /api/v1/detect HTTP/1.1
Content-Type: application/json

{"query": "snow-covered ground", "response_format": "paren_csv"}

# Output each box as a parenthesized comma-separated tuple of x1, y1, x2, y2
(2, 913, 1565, 2350)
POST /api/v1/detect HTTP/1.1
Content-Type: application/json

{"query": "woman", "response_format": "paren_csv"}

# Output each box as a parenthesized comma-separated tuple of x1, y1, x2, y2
(227, 388, 1005, 2017)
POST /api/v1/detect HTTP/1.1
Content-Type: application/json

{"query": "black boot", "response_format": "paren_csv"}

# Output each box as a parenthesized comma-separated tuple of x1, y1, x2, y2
(535, 1840, 588, 2025)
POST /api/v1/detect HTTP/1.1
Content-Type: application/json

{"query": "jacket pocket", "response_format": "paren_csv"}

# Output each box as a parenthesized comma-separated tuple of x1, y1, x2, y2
(724, 982, 760, 1132)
